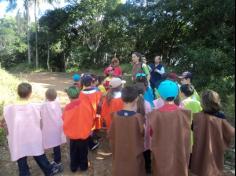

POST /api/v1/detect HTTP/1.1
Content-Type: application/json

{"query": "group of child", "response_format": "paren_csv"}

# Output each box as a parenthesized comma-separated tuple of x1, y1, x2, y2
(0, 68, 235, 176)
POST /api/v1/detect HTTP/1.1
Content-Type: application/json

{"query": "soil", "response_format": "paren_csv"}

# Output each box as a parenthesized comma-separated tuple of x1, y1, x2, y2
(0, 72, 234, 176)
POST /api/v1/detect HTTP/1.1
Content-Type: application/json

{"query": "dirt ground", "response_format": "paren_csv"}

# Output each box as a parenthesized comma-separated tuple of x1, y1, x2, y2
(0, 72, 234, 176)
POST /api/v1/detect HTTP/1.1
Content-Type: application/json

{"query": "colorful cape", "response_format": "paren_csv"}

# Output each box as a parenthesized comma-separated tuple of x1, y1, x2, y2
(109, 112, 146, 176)
(41, 101, 66, 149)
(149, 109, 191, 176)
(4, 103, 44, 161)
(101, 92, 124, 129)
(191, 112, 235, 176)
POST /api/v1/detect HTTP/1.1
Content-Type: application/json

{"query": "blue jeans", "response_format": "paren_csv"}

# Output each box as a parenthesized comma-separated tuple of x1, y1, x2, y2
(53, 146, 61, 164)
(17, 154, 52, 176)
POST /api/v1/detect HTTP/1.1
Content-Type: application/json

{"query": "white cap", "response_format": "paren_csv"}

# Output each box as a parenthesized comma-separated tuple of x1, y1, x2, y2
(109, 77, 122, 88)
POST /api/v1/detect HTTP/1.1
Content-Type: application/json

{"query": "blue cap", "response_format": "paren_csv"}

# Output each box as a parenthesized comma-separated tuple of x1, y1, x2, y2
(157, 80, 179, 100)
(73, 74, 80, 82)
(136, 73, 146, 78)
(81, 74, 93, 85)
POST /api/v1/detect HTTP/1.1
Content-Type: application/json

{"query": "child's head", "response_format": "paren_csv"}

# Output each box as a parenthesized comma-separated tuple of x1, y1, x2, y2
(141, 56, 147, 64)
(72, 73, 81, 82)
(201, 90, 221, 113)
(109, 77, 122, 90)
(180, 84, 194, 98)
(179, 71, 192, 85)
(45, 88, 57, 101)
(157, 80, 179, 102)
(66, 86, 79, 100)
(104, 66, 114, 77)
(81, 74, 93, 88)
(97, 75, 105, 85)
(17, 82, 32, 99)
(91, 74, 98, 87)
(122, 86, 139, 103)
(106, 77, 123, 105)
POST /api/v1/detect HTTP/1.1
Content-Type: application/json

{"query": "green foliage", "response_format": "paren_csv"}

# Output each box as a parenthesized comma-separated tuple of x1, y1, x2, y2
(0, 17, 27, 68)
(0, 128, 5, 146)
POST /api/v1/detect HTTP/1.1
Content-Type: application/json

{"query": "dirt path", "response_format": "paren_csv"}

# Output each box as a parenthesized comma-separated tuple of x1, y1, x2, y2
(0, 72, 113, 176)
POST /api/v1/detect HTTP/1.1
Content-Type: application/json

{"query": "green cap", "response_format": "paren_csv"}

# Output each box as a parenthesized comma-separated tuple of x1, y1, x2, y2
(66, 86, 79, 99)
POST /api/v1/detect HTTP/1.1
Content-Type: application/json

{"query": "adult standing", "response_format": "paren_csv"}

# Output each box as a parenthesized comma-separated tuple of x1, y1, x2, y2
(149, 55, 165, 92)
(131, 52, 150, 83)
(111, 57, 123, 78)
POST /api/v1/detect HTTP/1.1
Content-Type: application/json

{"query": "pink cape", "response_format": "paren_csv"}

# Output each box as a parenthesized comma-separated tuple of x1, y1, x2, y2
(4, 103, 44, 161)
(41, 101, 66, 149)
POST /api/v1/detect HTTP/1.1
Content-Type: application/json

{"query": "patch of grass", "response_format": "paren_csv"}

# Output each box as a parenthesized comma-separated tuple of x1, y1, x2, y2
(0, 68, 21, 145)
(8, 63, 46, 74)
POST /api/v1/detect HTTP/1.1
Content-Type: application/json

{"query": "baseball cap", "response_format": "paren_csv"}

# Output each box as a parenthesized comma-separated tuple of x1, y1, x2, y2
(109, 77, 122, 88)
(178, 71, 192, 79)
(66, 86, 79, 99)
(157, 80, 179, 100)
(72, 73, 81, 82)
(167, 72, 178, 81)
(81, 74, 93, 86)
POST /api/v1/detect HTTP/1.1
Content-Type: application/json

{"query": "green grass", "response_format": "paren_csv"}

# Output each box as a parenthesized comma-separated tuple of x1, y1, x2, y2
(0, 68, 21, 113)
(8, 62, 46, 74)
(0, 68, 22, 145)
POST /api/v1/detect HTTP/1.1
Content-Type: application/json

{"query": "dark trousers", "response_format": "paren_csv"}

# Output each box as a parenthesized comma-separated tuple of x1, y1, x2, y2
(150, 81, 157, 99)
(143, 150, 152, 174)
(17, 154, 52, 176)
(53, 146, 61, 164)
(70, 138, 89, 172)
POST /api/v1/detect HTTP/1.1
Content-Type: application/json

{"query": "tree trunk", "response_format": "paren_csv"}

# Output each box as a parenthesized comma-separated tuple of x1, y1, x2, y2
(47, 41, 50, 71)
(26, 0, 31, 65)
(34, 0, 38, 68)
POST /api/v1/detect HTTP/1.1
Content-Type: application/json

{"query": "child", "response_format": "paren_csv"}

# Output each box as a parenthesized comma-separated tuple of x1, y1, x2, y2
(178, 71, 200, 101)
(104, 66, 114, 91)
(40, 88, 66, 170)
(180, 84, 202, 113)
(135, 81, 153, 174)
(190, 90, 235, 176)
(101, 77, 124, 130)
(149, 80, 191, 176)
(79, 74, 103, 151)
(109, 86, 146, 176)
(63, 85, 94, 172)
(72, 73, 81, 89)
(135, 73, 154, 108)
(3, 83, 59, 176)
(97, 75, 107, 95)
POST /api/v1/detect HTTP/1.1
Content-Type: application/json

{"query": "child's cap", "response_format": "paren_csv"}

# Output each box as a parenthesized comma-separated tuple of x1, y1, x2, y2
(66, 86, 79, 99)
(178, 71, 192, 79)
(81, 74, 93, 85)
(73, 73, 81, 82)
(136, 73, 146, 78)
(157, 80, 179, 100)
(109, 77, 122, 88)
(167, 72, 178, 81)
(104, 66, 114, 75)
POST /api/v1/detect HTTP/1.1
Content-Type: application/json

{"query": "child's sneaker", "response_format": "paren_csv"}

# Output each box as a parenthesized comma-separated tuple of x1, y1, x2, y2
(50, 161, 63, 174)
(91, 141, 100, 151)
